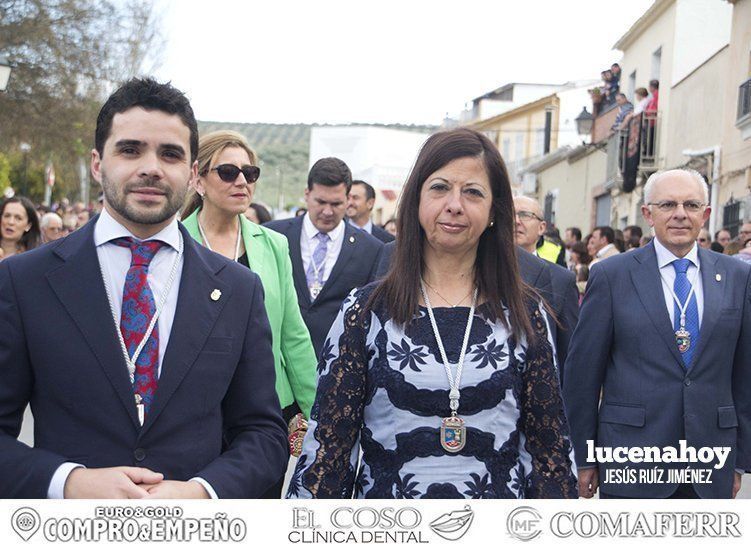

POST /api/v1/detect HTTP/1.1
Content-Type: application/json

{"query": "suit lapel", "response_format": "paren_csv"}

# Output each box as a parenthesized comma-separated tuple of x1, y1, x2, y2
(140, 227, 230, 435)
(315, 223, 356, 305)
(688, 249, 724, 373)
(286, 217, 310, 307)
(630, 245, 686, 371)
(46, 220, 142, 429)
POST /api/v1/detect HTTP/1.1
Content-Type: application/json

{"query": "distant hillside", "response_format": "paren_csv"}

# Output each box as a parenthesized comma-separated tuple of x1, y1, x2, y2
(198, 121, 437, 211)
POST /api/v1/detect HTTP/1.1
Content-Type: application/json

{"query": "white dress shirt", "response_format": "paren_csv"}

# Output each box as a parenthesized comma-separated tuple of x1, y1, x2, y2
(596, 243, 616, 259)
(301, 213, 345, 284)
(653, 237, 704, 328)
(350, 218, 373, 234)
(48, 208, 217, 499)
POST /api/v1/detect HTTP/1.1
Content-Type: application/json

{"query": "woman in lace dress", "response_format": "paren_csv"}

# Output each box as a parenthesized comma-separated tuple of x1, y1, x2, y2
(287, 128, 577, 499)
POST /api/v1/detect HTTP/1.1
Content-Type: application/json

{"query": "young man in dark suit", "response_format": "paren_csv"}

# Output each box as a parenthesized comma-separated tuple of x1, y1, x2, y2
(267, 159, 383, 355)
(346, 179, 395, 243)
(0, 78, 287, 498)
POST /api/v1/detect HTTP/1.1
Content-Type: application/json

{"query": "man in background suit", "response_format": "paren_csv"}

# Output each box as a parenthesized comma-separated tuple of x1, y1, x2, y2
(346, 179, 395, 243)
(0, 78, 287, 499)
(267, 159, 383, 355)
(589, 225, 620, 265)
(513, 196, 579, 379)
(565, 169, 751, 499)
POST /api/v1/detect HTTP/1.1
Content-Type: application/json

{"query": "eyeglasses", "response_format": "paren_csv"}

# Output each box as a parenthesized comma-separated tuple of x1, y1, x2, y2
(209, 164, 260, 183)
(515, 211, 543, 222)
(646, 200, 706, 213)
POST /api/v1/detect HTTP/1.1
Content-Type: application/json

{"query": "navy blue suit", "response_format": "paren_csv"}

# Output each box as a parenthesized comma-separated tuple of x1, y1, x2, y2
(369, 224, 396, 244)
(0, 220, 288, 498)
(564, 243, 751, 498)
(375, 242, 578, 381)
(266, 216, 383, 356)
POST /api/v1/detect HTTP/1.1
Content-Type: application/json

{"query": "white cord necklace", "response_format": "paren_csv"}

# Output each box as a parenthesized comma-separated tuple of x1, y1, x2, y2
(99, 234, 183, 425)
(659, 266, 700, 354)
(197, 211, 242, 262)
(421, 281, 477, 453)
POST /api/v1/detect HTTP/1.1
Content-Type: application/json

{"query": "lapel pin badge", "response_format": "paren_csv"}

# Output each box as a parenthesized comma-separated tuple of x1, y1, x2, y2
(349, 236, 355, 243)
(210, 289, 222, 301)
(715, 274, 721, 282)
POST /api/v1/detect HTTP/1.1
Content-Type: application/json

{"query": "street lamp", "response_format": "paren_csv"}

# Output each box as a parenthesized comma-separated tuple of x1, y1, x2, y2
(575, 107, 594, 137)
(19, 142, 31, 196)
(0, 55, 11, 92)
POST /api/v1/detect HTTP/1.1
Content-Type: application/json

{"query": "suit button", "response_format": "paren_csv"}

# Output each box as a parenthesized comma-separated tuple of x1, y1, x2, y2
(684, 378, 691, 386)
(134, 448, 146, 462)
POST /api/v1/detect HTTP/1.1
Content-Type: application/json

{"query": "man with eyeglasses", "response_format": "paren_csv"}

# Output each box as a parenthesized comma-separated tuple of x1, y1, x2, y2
(715, 228, 732, 248)
(513, 195, 565, 266)
(565, 168, 751, 500)
(513, 195, 579, 383)
(740, 223, 751, 245)
(697, 228, 711, 250)
(40, 212, 65, 243)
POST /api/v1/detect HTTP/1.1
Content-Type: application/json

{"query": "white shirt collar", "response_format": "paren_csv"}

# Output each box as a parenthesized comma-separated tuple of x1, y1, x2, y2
(94, 207, 181, 251)
(302, 212, 345, 243)
(596, 243, 615, 258)
(349, 218, 373, 234)
(653, 237, 700, 270)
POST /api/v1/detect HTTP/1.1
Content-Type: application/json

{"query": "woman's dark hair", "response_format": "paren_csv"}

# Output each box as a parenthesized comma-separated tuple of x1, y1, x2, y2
(1, 196, 41, 251)
(367, 127, 534, 342)
(571, 241, 592, 265)
(249, 202, 272, 224)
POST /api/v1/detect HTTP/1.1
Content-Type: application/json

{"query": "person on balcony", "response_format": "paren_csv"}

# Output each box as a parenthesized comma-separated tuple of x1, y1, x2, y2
(610, 93, 633, 133)
(621, 88, 649, 127)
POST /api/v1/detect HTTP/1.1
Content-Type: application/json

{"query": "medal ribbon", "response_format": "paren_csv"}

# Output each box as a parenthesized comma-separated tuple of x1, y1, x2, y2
(420, 282, 477, 415)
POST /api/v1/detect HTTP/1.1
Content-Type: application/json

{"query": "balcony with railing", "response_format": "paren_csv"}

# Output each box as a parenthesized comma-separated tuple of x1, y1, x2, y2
(604, 111, 661, 192)
(736, 78, 751, 140)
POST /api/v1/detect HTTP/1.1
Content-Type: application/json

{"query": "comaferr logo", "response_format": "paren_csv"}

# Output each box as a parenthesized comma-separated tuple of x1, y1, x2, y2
(429, 505, 474, 541)
(507, 506, 542, 541)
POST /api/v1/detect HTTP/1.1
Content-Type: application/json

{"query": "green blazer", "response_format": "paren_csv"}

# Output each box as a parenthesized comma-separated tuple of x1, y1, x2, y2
(183, 209, 317, 417)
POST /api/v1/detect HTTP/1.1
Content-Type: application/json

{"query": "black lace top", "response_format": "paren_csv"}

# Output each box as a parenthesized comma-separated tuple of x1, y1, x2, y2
(286, 284, 578, 499)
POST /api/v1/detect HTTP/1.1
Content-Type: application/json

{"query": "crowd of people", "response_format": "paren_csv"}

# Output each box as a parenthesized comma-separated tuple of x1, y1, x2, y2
(1, 77, 750, 501)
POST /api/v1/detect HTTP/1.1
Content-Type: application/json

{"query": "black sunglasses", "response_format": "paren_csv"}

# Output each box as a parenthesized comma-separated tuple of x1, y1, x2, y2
(209, 164, 260, 183)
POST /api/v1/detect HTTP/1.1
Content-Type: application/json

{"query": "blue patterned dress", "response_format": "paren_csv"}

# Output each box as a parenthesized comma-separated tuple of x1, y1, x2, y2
(287, 284, 578, 499)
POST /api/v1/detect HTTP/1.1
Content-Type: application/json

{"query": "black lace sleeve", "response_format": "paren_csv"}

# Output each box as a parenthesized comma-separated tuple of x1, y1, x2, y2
(520, 304, 579, 499)
(288, 290, 370, 499)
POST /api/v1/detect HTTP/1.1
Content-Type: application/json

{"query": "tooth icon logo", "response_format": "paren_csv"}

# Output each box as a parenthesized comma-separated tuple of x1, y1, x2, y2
(429, 505, 474, 541)
(11, 507, 41, 542)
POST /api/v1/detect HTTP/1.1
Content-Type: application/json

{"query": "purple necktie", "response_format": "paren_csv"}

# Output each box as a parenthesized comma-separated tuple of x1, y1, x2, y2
(306, 232, 329, 299)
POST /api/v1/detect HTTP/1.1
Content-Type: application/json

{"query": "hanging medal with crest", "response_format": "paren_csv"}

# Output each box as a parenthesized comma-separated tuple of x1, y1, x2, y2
(421, 283, 478, 454)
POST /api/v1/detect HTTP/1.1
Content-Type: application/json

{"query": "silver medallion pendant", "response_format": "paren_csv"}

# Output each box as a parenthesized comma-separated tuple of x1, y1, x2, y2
(675, 328, 691, 353)
(441, 415, 466, 453)
(310, 282, 323, 299)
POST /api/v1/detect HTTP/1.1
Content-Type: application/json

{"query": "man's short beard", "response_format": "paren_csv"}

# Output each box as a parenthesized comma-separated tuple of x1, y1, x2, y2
(101, 173, 188, 226)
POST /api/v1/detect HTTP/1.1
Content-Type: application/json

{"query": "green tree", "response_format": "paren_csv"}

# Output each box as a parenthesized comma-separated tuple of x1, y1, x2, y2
(0, 0, 163, 201)
(0, 152, 10, 192)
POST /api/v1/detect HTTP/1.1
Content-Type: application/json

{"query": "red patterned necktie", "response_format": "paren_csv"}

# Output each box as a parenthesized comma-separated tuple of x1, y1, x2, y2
(111, 237, 165, 418)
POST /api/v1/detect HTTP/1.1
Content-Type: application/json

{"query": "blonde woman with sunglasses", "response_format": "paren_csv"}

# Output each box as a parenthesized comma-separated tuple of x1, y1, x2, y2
(181, 130, 317, 497)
